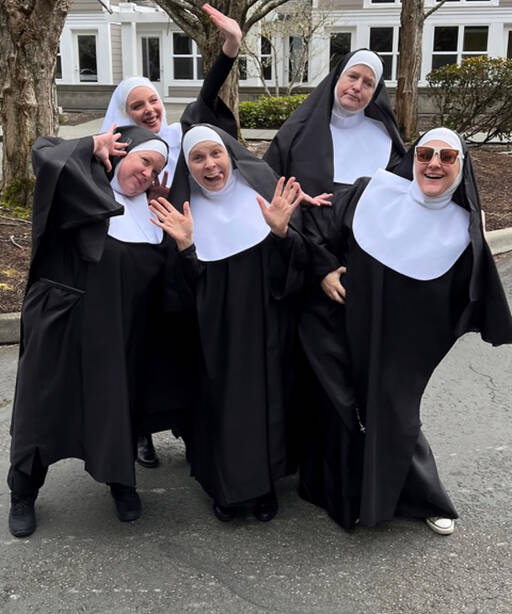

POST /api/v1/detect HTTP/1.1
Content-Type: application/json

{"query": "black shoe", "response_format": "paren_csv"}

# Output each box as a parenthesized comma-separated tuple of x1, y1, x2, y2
(9, 494, 37, 537)
(253, 491, 278, 522)
(110, 484, 142, 522)
(136, 434, 159, 468)
(212, 502, 237, 522)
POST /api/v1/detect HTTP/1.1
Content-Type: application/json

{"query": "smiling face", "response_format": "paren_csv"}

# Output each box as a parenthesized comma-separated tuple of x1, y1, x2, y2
(116, 150, 166, 196)
(188, 141, 231, 191)
(125, 86, 164, 133)
(414, 139, 461, 198)
(336, 64, 377, 112)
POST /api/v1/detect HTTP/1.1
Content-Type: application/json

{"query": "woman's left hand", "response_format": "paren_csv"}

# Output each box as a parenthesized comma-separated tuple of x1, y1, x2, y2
(92, 123, 128, 172)
(256, 177, 302, 238)
(202, 3, 242, 58)
(147, 170, 169, 201)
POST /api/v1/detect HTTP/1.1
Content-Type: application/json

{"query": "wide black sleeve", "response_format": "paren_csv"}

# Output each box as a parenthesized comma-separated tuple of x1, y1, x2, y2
(180, 52, 237, 137)
(162, 243, 205, 312)
(267, 228, 309, 299)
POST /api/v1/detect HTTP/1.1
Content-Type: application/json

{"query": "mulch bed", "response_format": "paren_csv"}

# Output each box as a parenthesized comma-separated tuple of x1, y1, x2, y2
(1, 143, 511, 314)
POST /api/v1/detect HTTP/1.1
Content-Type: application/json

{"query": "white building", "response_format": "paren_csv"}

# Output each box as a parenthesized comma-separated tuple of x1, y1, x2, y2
(56, 0, 512, 110)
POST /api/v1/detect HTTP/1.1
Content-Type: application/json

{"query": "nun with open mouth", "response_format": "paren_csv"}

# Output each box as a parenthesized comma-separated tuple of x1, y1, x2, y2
(150, 124, 308, 523)
(299, 127, 512, 534)
(8, 125, 197, 537)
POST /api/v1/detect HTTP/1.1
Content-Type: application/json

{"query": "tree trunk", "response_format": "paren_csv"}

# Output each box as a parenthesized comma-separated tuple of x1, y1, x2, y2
(0, 1, 71, 210)
(396, 0, 424, 143)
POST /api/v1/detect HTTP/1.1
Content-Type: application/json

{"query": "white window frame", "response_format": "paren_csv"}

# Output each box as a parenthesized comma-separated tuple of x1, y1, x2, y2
(364, 0, 498, 6)
(73, 30, 99, 85)
(260, 35, 274, 83)
(137, 31, 163, 94)
(171, 32, 202, 82)
(368, 24, 400, 83)
(430, 24, 489, 73)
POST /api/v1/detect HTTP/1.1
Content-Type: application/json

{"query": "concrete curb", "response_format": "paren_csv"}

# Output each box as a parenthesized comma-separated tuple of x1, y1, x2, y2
(1, 227, 511, 345)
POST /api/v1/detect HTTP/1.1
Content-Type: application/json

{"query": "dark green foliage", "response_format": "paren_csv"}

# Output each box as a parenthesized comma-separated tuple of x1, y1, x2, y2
(239, 95, 308, 129)
(427, 56, 512, 144)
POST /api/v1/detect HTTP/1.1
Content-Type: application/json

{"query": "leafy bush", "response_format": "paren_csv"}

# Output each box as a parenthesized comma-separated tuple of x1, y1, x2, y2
(427, 56, 512, 144)
(239, 95, 308, 129)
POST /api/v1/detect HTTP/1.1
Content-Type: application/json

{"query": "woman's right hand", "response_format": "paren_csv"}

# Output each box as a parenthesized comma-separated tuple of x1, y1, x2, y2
(92, 123, 128, 172)
(320, 266, 347, 304)
(149, 197, 194, 251)
(202, 3, 242, 58)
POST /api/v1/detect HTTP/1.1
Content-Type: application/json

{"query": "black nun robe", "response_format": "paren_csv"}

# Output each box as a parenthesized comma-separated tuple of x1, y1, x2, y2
(8, 126, 194, 493)
(299, 133, 512, 530)
(165, 125, 308, 506)
(263, 48, 406, 204)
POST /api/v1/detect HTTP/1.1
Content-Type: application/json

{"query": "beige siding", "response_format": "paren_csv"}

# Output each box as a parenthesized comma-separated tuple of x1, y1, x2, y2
(318, 0, 364, 9)
(111, 23, 122, 83)
(500, 0, 512, 6)
(70, 0, 103, 13)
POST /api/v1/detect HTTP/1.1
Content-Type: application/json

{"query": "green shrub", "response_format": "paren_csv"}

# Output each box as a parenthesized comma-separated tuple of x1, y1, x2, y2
(239, 94, 308, 129)
(427, 56, 512, 144)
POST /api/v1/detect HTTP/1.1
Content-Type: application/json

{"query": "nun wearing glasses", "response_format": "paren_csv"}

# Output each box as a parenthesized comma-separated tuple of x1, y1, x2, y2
(149, 124, 307, 524)
(300, 127, 512, 534)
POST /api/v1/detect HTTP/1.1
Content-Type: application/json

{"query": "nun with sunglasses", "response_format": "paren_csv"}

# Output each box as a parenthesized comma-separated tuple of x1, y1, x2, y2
(299, 127, 512, 534)
(149, 124, 307, 523)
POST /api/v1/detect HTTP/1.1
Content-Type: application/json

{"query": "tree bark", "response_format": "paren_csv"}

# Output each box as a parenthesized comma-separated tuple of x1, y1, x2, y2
(0, 0, 72, 209)
(396, 0, 424, 143)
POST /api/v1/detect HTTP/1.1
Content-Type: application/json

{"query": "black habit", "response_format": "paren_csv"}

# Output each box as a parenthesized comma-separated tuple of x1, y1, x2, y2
(166, 125, 308, 506)
(299, 135, 512, 530)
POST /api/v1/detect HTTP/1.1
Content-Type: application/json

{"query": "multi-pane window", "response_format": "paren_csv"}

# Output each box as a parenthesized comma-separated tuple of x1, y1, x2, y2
(261, 36, 272, 81)
(238, 56, 248, 81)
(508, 31, 512, 59)
(431, 25, 488, 70)
(55, 48, 62, 80)
(77, 34, 98, 82)
(329, 32, 351, 71)
(173, 33, 203, 80)
(369, 27, 399, 80)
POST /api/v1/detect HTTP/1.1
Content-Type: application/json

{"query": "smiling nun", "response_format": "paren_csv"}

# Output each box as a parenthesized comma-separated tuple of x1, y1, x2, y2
(299, 127, 512, 534)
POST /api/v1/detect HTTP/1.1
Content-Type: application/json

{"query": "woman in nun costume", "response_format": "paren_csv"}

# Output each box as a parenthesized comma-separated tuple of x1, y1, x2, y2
(264, 48, 406, 212)
(300, 127, 512, 534)
(7, 125, 193, 538)
(100, 3, 242, 466)
(150, 125, 307, 522)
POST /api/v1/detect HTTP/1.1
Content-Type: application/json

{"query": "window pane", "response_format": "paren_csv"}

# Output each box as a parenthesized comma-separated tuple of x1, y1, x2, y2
(372, 0, 395, 3)
(508, 32, 512, 59)
(174, 57, 193, 79)
(289, 36, 308, 83)
(78, 35, 97, 82)
(142, 37, 160, 82)
(329, 32, 351, 71)
(261, 36, 271, 55)
(262, 57, 272, 80)
(432, 54, 458, 70)
(55, 54, 62, 80)
(381, 55, 392, 80)
(238, 57, 247, 80)
(434, 27, 458, 52)
(196, 57, 203, 79)
(173, 33, 191, 55)
(370, 28, 393, 53)
(463, 26, 488, 52)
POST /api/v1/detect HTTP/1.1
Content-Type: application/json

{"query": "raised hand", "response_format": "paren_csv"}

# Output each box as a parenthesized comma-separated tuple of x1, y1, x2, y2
(300, 191, 333, 207)
(149, 197, 194, 251)
(256, 176, 302, 238)
(147, 170, 169, 201)
(321, 266, 347, 304)
(202, 3, 242, 58)
(92, 123, 128, 172)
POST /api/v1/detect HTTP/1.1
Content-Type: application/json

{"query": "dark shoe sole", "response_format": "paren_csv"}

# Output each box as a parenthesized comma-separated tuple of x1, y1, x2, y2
(136, 456, 160, 469)
(212, 503, 237, 522)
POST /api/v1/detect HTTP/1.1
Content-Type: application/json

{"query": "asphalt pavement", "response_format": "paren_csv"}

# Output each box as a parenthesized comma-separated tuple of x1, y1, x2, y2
(0, 254, 511, 614)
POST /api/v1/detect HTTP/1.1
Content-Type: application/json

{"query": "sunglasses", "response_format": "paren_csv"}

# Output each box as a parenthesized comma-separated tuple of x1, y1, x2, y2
(415, 146, 462, 166)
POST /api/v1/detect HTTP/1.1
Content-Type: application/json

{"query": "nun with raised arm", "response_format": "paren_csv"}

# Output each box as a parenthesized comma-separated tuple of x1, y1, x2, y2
(7, 125, 198, 538)
(299, 127, 512, 534)
(150, 124, 308, 523)
(99, 3, 242, 467)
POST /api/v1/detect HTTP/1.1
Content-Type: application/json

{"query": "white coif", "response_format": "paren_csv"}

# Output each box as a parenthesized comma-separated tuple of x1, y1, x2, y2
(353, 169, 470, 281)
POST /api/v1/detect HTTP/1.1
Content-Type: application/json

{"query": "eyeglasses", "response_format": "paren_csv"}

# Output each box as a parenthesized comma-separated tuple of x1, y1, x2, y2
(415, 146, 462, 166)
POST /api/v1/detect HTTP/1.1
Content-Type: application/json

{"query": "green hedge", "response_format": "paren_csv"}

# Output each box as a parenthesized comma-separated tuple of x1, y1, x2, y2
(239, 95, 308, 129)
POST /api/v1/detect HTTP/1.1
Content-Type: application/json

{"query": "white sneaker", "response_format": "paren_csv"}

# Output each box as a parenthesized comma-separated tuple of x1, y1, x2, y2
(425, 517, 455, 535)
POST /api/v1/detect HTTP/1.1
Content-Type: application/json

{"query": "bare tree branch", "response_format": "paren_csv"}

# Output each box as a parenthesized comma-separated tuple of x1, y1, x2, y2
(243, 0, 291, 34)
(423, 0, 449, 22)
